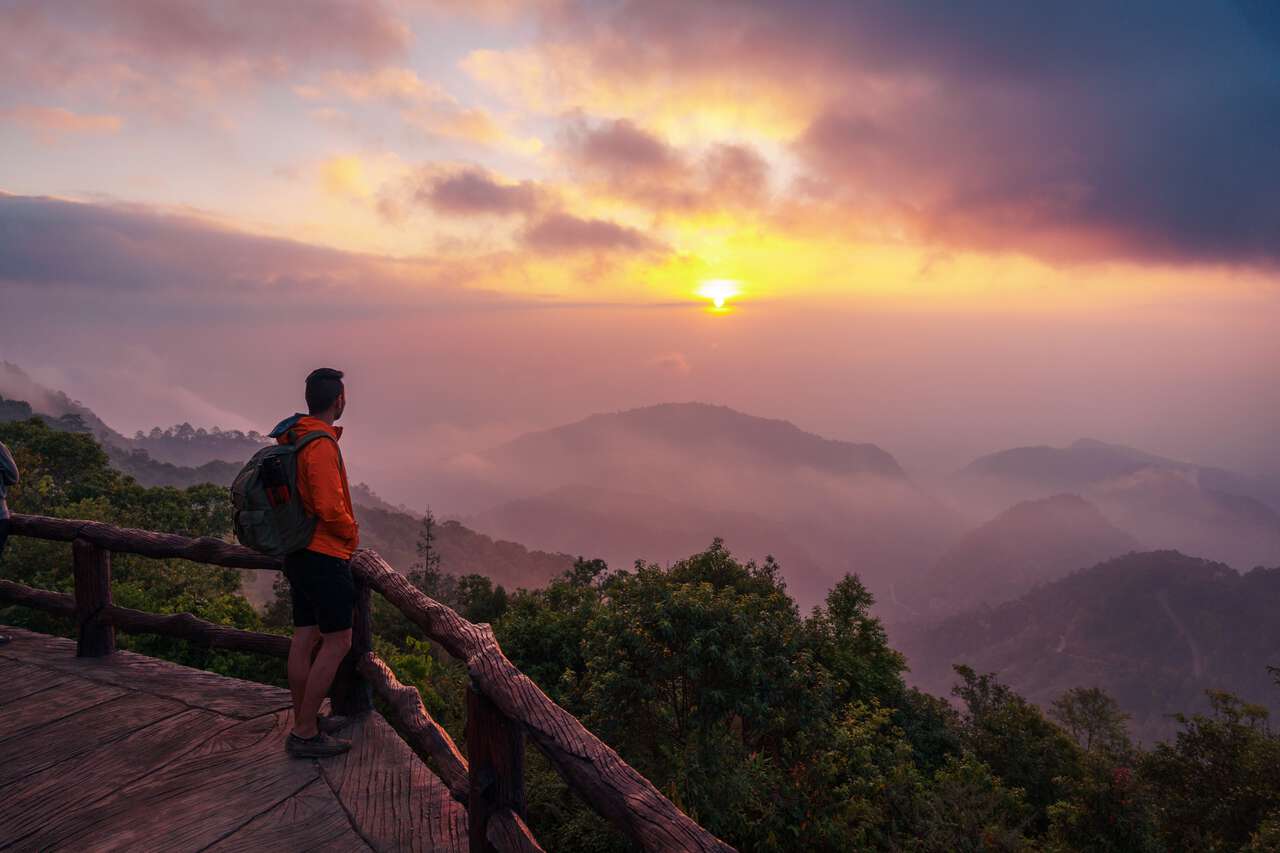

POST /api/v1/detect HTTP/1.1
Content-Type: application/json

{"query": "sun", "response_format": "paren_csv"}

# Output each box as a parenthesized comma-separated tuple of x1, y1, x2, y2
(697, 279, 741, 310)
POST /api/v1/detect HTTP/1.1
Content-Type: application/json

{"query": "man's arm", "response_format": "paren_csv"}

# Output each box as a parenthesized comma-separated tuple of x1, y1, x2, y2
(0, 442, 17, 487)
(298, 439, 356, 540)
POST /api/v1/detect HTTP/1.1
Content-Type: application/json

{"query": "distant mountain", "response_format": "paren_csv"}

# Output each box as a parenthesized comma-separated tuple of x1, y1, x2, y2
(0, 362, 130, 448)
(961, 438, 1280, 512)
(349, 482, 417, 515)
(917, 494, 1139, 619)
(463, 403, 958, 611)
(954, 439, 1280, 570)
(128, 423, 268, 467)
(1, 362, 263, 486)
(107, 447, 246, 489)
(1089, 467, 1280, 571)
(487, 403, 905, 483)
(895, 551, 1280, 743)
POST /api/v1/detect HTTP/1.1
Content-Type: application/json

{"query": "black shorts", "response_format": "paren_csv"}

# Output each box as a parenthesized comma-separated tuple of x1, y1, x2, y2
(283, 549, 354, 633)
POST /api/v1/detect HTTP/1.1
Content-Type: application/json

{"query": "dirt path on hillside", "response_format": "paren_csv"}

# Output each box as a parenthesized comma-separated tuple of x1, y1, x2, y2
(1158, 589, 1206, 678)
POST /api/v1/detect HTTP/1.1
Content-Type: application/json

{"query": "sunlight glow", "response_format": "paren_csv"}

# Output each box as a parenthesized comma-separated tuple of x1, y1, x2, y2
(697, 279, 741, 310)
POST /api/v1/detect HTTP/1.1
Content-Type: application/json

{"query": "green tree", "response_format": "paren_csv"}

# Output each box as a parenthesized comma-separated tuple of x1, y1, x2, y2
(807, 574, 907, 708)
(914, 754, 1031, 852)
(409, 506, 454, 603)
(1141, 690, 1280, 851)
(951, 665, 1083, 833)
(454, 573, 508, 624)
(1045, 688, 1156, 852)
(1050, 686, 1132, 758)
(496, 558, 606, 706)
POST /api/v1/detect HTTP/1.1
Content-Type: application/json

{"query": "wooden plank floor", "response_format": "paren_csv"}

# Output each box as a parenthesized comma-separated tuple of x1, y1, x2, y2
(0, 626, 468, 852)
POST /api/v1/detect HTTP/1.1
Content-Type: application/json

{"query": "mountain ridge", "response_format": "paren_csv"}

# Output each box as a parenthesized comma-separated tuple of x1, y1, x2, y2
(896, 549, 1280, 743)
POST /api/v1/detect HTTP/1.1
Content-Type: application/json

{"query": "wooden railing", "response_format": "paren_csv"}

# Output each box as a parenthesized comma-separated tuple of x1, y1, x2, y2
(0, 513, 735, 853)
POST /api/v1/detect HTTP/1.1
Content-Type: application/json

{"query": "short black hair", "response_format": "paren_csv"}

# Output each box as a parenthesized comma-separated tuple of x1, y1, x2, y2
(305, 368, 345, 415)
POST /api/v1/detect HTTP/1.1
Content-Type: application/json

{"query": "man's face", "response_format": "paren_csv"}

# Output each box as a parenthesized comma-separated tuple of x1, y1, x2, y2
(334, 391, 346, 422)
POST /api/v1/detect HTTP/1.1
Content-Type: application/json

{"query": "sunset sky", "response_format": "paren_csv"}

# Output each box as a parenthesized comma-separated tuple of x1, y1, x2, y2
(2, 1, 1278, 504)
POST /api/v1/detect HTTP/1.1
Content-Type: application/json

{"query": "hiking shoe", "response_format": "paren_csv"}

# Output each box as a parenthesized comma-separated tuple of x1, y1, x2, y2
(286, 731, 351, 758)
(317, 714, 351, 734)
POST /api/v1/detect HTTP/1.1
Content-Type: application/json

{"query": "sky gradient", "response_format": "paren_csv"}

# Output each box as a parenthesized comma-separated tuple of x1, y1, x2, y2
(2, 0, 1278, 505)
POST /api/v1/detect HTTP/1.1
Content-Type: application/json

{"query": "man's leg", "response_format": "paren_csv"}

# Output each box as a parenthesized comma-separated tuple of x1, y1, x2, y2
(292, 628, 353, 738)
(288, 625, 321, 719)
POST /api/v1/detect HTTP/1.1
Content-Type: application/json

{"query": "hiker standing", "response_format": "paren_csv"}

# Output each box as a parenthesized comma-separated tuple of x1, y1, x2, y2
(269, 368, 360, 757)
(0, 439, 17, 561)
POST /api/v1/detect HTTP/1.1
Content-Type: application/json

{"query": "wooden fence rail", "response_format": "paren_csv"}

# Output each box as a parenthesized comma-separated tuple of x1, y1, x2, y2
(0, 512, 734, 853)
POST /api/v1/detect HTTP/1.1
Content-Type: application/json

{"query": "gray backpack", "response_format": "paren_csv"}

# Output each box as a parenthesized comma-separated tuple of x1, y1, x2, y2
(230, 431, 336, 556)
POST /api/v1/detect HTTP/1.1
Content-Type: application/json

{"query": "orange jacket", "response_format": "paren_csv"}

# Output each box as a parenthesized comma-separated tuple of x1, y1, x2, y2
(273, 415, 359, 559)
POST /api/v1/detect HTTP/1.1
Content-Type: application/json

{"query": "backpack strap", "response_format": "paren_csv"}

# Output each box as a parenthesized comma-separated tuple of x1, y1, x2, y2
(291, 430, 338, 451)
(292, 430, 347, 477)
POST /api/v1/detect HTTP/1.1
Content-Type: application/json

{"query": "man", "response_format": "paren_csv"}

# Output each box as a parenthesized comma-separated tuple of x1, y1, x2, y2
(269, 368, 360, 758)
(0, 438, 17, 560)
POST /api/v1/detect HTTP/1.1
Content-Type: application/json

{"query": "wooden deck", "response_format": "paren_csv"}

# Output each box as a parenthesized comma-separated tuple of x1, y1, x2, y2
(0, 626, 469, 852)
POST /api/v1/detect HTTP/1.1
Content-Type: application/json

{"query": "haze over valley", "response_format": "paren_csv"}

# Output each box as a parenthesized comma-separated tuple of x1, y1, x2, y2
(5, 359, 1279, 737)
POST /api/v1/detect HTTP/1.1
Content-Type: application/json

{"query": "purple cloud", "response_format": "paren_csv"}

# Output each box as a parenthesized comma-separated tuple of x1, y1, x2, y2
(415, 167, 548, 216)
(522, 212, 662, 254)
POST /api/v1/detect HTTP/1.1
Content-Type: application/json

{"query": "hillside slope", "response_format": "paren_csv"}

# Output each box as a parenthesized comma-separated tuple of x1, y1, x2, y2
(918, 494, 1139, 618)
(895, 550, 1280, 742)
(954, 439, 1280, 570)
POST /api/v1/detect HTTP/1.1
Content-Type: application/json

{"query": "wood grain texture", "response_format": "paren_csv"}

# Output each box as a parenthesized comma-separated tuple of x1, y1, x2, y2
(73, 537, 115, 657)
(320, 710, 469, 852)
(0, 658, 77, 706)
(0, 691, 187, 788)
(0, 625, 291, 718)
(0, 678, 125, 745)
(467, 684, 526, 853)
(28, 710, 318, 852)
(206, 779, 372, 853)
(361, 651, 470, 803)
(0, 706, 239, 848)
(0, 629, 469, 853)
(0, 580, 292, 656)
(9, 513, 284, 571)
(0, 578, 77, 617)
(350, 550, 737, 853)
(363, 654, 545, 853)
(486, 811, 546, 853)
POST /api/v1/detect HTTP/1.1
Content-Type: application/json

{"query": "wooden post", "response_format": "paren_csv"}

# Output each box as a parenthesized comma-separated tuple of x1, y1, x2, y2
(72, 538, 114, 657)
(330, 576, 374, 716)
(466, 683, 526, 853)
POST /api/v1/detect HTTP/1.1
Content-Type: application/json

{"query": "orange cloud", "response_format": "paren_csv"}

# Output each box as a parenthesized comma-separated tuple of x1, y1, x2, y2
(1, 106, 123, 142)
